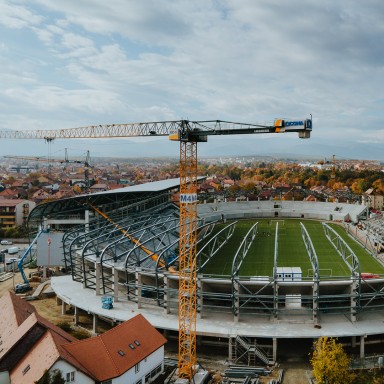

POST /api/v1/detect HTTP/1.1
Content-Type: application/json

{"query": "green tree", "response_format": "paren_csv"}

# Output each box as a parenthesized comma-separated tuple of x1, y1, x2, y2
(310, 337, 354, 384)
(35, 370, 50, 384)
(35, 369, 65, 384)
(51, 369, 65, 384)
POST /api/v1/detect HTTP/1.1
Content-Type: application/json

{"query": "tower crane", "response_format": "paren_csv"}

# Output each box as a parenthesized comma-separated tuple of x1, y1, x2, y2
(331, 154, 336, 183)
(0, 117, 312, 382)
(4, 149, 93, 191)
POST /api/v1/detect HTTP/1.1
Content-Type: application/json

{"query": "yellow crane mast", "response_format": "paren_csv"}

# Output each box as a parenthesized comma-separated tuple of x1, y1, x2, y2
(0, 117, 312, 382)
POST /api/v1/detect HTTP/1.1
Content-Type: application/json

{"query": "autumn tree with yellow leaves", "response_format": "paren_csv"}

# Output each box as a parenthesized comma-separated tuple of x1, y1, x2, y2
(310, 336, 354, 384)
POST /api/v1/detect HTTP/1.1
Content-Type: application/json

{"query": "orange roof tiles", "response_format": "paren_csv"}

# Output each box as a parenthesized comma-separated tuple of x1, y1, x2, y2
(11, 331, 67, 384)
(62, 314, 167, 381)
(1, 293, 167, 383)
(0, 292, 85, 378)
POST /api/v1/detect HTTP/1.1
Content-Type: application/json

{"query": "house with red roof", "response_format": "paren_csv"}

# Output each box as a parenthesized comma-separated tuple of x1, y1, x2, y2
(0, 292, 167, 384)
(62, 314, 167, 383)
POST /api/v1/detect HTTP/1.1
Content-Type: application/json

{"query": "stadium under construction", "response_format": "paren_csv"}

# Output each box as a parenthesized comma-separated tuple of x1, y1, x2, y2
(29, 178, 384, 364)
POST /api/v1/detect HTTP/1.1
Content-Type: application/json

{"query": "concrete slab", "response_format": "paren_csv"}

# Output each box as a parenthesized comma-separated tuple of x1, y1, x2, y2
(51, 276, 384, 339)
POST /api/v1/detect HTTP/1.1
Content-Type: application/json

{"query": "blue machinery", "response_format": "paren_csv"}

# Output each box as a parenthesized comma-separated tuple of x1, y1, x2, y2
(102, 296, 113, 309)
(15, 228, 45, 293)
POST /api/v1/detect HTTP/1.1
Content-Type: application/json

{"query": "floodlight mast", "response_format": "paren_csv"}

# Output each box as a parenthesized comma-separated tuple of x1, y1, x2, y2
(0, 117, 312, 382)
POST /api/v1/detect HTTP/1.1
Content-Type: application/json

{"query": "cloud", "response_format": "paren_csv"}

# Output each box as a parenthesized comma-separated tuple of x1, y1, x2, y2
(0, 2, 43, 29)
(0, 1, 383, 159)
(4, 86, 124, 114)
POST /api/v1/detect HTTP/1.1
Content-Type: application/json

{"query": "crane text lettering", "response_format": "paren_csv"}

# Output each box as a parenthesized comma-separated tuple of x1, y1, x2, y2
(180, 194, 198, 203)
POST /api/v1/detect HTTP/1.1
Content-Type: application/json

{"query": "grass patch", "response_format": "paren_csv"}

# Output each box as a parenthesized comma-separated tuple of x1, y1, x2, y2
(198, 219, 384, 277)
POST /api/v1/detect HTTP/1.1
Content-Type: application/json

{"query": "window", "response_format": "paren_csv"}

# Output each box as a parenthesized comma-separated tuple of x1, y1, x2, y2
(135, 380, 142, 384)
(135, 363, 140, 373)
(101, 380, 112, 384)
(22, 364, 30, 375)
(151, 364, 162, 378)
(66, 371, 75, 382)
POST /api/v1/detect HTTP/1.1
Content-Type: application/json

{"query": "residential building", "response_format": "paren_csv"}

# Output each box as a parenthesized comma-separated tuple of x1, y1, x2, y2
(363, 188, 384, 211)
(0, 199, 35, 228)
(62, 314, 167, 384)
(0, 292, 167, 384)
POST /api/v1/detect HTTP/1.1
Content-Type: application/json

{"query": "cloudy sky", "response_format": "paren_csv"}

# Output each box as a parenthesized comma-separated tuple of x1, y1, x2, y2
(0, 1, 383, 161)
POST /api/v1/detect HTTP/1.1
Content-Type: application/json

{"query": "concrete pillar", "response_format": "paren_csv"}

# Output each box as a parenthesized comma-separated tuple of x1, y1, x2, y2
(352, 336, 356, 348)
(273, 338, 278, 363)
(228, 337, 234, 363)
(85, 208, 90, 233)
(61, 301, 67, 315)
(82, 262, 87, 289)
(360, 335, 365, 358)
(73, 306, 79, 325)
(95, 262, 101, 296)
(313, 280, 319, 325)
(351, 279, 358, 322)
(136, 269, 142, 309)
(233, 279, 240, 322)
(93, 314, 98, 334)
(274, 283, 279, 320)
(113, 268, 119, 302)
(163, 274, 170, 315)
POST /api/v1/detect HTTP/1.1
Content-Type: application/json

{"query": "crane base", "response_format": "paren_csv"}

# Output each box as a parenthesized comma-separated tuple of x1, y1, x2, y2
(174, 366, 210, 384)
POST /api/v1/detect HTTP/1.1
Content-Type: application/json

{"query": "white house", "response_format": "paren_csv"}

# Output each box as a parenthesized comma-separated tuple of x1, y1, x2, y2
(61, 314, 167, 384)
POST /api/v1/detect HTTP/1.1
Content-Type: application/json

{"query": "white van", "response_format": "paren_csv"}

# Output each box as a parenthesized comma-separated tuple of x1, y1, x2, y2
(1, 240, 12, 245)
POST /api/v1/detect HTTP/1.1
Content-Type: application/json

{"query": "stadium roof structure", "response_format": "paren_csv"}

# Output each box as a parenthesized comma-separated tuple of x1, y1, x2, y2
(28, 177, 199, 223)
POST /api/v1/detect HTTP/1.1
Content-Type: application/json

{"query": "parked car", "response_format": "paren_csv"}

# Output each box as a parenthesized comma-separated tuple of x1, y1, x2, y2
(1, 240, 12, 245)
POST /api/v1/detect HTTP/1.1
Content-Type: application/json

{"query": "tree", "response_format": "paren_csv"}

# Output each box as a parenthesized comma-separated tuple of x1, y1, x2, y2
(51, 370, 65, 384)
(35, 369, 65, 384)
(310, 337, 354, 384)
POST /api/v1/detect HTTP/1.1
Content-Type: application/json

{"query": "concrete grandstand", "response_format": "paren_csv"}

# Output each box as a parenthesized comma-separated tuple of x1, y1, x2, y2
(28, 178, 384, 364)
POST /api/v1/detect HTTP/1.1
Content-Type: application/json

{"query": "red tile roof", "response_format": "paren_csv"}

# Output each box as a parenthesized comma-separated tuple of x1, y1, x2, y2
(0, 291, 36, 328)
(62, 314, 167, 381)
(0, 293, 166, 383)
(10, 329, 94, 384)
(0, 292, 89, 378)
(0, 292, 37, 358)
(0, 189, 19, 198)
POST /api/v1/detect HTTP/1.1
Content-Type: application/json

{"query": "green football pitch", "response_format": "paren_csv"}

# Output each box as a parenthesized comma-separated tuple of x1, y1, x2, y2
(199, 219, 384, 278)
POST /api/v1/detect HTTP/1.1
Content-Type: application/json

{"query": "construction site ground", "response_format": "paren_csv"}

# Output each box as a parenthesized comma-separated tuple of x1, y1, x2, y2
(0, 267, 311, 384)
